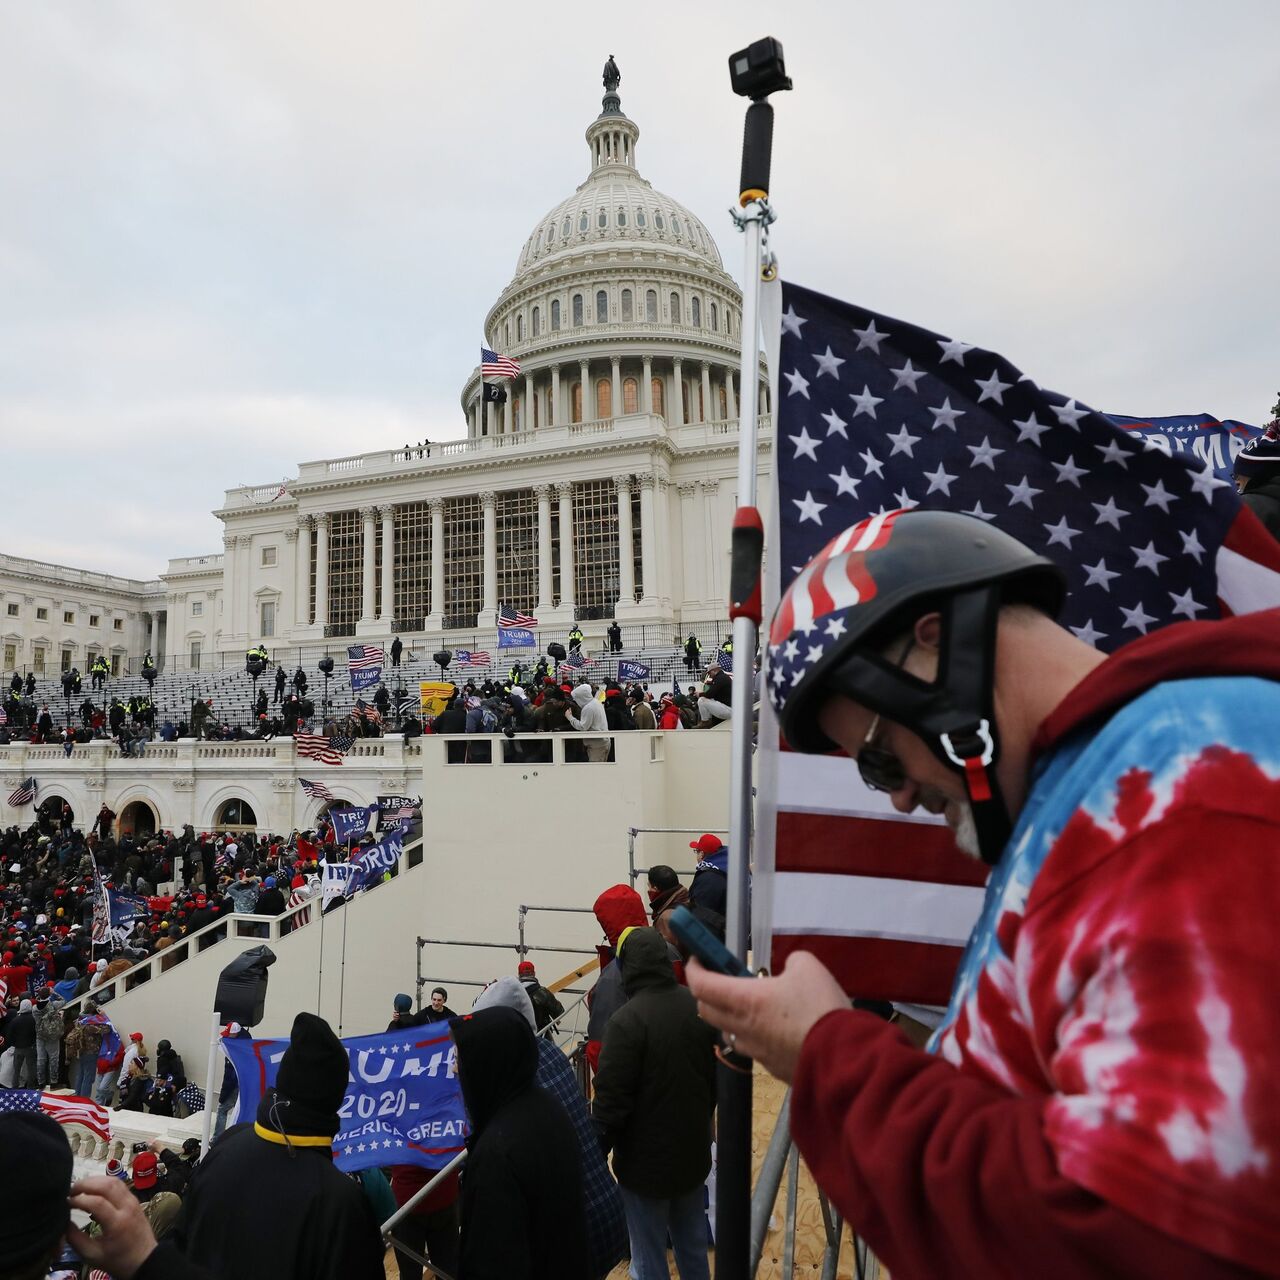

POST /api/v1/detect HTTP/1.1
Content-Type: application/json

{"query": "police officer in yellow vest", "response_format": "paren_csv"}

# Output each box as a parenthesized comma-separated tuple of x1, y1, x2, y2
(568, 625, 585, 653)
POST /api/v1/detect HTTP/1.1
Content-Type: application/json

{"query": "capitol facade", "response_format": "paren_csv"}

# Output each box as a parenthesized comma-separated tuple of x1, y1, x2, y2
(0, 73, 771, 677)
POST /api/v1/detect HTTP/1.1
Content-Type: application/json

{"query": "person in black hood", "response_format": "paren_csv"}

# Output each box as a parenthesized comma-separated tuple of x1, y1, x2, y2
(592, 926, 717, 1280)
(154, 1038, 186, 1089)
(451, 1005, 589, 1280)
(173, 1012, 384, 1280)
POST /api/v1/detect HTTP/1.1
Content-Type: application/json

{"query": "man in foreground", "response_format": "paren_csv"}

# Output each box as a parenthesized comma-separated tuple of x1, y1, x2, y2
(688, 510, 1280, 1278)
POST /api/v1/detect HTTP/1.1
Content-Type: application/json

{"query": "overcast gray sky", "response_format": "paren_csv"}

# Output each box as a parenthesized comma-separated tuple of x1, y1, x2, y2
(2, 1, 1275, 579)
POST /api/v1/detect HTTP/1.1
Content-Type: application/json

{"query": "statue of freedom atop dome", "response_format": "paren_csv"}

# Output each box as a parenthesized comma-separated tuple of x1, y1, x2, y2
(603, 55, 620, 93)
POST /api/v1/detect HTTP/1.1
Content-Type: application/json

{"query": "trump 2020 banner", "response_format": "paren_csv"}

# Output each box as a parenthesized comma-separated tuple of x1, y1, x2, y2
(497, 626, 535, 648)
(222, 1023, 467, 1173)
(618, 660, 650, 683)
(1107, 413, 1260, 486)
(331, 805, 377, 845)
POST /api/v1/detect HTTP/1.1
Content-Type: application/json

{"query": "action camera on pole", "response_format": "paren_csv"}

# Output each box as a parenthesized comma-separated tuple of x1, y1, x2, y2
(728, 37, 791, 100)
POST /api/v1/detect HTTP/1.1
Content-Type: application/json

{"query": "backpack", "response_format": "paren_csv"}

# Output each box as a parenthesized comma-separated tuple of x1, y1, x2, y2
(36, 1000, 64, 1039)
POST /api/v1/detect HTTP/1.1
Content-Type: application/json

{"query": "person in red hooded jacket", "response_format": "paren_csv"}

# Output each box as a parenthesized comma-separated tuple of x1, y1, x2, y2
(584, 885, 649, 1074)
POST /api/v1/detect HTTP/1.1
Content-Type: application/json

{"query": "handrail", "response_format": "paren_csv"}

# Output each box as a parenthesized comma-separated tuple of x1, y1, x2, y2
(62, 836, 424, 1013)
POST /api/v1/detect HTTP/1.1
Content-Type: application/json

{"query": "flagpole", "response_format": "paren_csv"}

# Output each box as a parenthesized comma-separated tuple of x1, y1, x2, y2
(337, 833, 352, 1034)
(719, 39, 790, 1280)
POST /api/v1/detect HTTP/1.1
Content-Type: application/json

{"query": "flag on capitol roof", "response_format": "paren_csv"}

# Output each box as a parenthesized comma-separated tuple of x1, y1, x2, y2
(481, 347, 521, 378)
(757, 279, 1280, 1008)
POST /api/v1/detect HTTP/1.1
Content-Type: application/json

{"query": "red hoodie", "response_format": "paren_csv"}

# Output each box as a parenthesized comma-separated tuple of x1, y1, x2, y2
(790, 611, 1280, 1279)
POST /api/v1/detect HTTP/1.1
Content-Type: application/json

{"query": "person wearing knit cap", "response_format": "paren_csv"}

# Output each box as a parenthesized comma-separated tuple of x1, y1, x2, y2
(386, 991, 423, 1033)
(0, 1111, 73, 1275)
(174, 1012, 384, 1280)
(515, 959, 565, 1033)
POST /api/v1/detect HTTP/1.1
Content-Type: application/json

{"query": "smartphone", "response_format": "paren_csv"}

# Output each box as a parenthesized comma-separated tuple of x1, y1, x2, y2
(668, 905, 749, 977)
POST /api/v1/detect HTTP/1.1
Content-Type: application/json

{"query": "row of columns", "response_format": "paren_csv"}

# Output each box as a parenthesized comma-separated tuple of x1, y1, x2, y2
(295, 477, 679, 631)
(469, 358, 759, 437)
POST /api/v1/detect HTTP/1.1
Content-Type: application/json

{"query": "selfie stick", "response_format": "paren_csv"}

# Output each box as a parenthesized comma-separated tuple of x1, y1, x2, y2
(719, 37, 790, 1280)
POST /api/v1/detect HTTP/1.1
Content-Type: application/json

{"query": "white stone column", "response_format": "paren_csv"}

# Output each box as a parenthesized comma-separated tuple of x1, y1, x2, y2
(557, 482, 576, 610)
(642, 355, 653, 413)
(314, 514, 330, 629)
(655, 477, 673, 608)
(578, 359, 590, 421)
(614, 476, 635, 606)
(701, 480, 721, 605)
(550, 366, 561, 426)
(638, 474, 657, 604)
(284, 526, 299, 636)
(359, 506, 377, 625)
(524, 373, 535, 430)
(481, 490, 498, 621)
(294, 517, 311, 625)
(672, 358, 684, 425)
(148, 612, 158, 655)
(726, 370, 737, 422)
(701, 363, 712, 423)
(534, 485, 553, 611)
(610, 356, 622, 418)
(469, 400, 480, 437)
(379, 504, 395, 622)
(678, 483, 702, 603)
(425, 498, 445, 631)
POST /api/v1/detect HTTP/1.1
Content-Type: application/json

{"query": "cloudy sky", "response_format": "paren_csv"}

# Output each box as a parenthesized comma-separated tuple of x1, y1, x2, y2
(2, 1, 1275, 578)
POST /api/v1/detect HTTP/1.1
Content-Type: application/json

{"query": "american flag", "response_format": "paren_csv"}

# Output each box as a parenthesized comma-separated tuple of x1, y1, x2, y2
(354, 698, 383, 725)
(0, 1089, 112, 1142)
(564, 649, 588, 670)
(760, 279, 1280, 1007)
(6, 777, 35, 807)
(454, 650, 491, 667)
(713, 649, 734, 674)
(294, 733, 351, 766)
(299, 778, 333, 802)
(347, 644, 385, 671)
(0, 706, 7, 724)
(498, 603, 538, 628)
(481, 347, 521, 378)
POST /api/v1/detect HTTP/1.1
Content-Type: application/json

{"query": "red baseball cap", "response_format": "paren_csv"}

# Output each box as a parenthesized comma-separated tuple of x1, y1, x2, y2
(690, 834, 723, 855)
(517, 961, 536, 977)
(129, 1032, 144, 1042)
(131, 1151, 159, 1189)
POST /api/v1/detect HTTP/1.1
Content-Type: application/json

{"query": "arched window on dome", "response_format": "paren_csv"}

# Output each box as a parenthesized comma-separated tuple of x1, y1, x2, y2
(551, 299, 561, 331)
(532, 390, 539, 429)
(617, 207, 627, 227)
(572, 381, 583, 423)
(596, 290, 608, 323)
(517, 314, 525, 342)
(532, 306, 540, 338)
(682, 378, 691, 423)
(562, 216, 571, 238)
(672, 214, 682, 236)
(545, 224, 554, 247)
(636, 208, 646, 228)
(691, 297, 701, 327)
(623, 377, 639, 415)
(598, 208, 608, 230)
(651, 377, 665, 417)
(621, 289, 633, 322)
(504, 322, 510, 348)
(670, 291, 681, 324)
(596, 378, 612, 420)
(579, 211, 589, 234)
(719, 384, 728, 420)
(546, 387, 554, 425)
(572, 294, 583, 327)
(645, 289, 657, 322)
(654, 210, 665, 231)
(710, 302, 718, 332)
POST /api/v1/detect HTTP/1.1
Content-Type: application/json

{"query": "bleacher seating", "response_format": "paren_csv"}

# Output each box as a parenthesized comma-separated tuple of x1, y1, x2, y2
(7, 620, 742, 735)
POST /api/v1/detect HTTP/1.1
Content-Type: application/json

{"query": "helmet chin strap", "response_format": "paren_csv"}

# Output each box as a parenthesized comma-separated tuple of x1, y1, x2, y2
(829, 585, 1013, 865)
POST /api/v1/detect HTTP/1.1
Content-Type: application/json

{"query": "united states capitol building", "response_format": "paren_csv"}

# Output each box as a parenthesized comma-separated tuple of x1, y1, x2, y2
(1, 70, 771, 680)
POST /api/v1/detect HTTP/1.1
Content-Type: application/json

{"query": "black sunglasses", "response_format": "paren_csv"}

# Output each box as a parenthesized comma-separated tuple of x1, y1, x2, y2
(854, 638, 915, 794)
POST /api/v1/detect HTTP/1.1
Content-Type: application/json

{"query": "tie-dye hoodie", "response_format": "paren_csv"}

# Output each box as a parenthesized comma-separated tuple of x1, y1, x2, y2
(791, 609, 1280, 1278)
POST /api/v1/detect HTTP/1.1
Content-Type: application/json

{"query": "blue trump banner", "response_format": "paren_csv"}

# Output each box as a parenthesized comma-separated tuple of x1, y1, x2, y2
(349, 666, 381, 693)
(1107, 413, 1259, 486)
(618, 659, 650, 682)
(497, 626, 535, 649)
(331, 804, 377, 845)
(222, 1023, 467, 1174)
(351, 830, 403, 891)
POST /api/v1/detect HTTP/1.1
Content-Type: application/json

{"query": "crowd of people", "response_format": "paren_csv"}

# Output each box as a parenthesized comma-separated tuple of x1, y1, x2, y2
(2, 832, 733, 1280)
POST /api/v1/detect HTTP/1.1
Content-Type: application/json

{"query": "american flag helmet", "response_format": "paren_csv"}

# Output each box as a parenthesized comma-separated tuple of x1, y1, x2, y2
(768, 508, 1063, 776)
(1234, 418, 1280, 481)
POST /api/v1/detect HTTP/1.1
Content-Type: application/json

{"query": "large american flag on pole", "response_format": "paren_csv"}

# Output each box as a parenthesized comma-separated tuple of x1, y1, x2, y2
(498, 603, 538, 628)
(294, 733, 350, 766)
(6, 777, 36, 807)
(480, 347, 521, 378)
(0, 1089, 112, 1142)
(347, 644, 385, 670)
(759, 279, 1280, 1007)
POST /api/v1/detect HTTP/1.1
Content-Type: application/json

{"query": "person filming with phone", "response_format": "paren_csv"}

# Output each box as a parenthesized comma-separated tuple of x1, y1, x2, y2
(687, 510, 1280, 1280)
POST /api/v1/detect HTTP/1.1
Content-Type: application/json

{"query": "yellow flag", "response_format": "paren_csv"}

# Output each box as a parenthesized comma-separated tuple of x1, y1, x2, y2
(419, 681, 455, 718)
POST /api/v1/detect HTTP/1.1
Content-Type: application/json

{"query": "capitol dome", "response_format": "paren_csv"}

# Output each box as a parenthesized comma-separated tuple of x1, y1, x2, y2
(463, 66, 752, 438)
